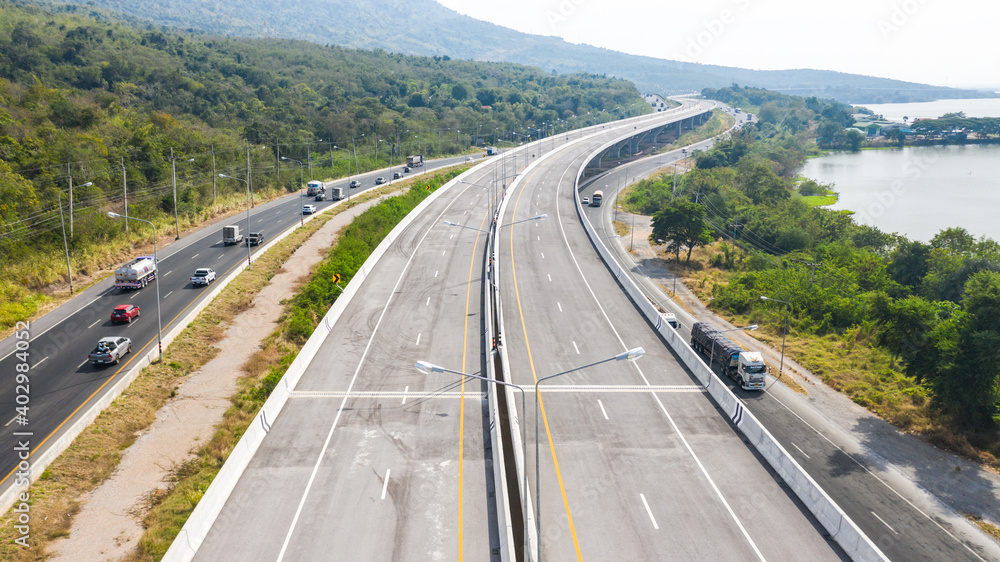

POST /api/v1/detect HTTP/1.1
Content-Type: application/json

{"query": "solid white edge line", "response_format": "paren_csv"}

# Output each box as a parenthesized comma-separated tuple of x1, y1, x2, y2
(381, 469, 391, 500)
(640, 494, 659, 530)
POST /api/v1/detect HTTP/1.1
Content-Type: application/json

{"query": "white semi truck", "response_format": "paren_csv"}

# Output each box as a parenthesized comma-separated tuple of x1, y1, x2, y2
(114, 256, 157, 290)
(690, 322, 767, 390)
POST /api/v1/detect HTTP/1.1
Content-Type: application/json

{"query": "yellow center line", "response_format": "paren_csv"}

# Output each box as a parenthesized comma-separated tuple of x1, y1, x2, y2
(508, 168, 583, 560)
(458, 194, 490, 560)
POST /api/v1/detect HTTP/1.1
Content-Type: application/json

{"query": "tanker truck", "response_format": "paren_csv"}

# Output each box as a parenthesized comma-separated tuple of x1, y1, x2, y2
(114, 256, 157, 290)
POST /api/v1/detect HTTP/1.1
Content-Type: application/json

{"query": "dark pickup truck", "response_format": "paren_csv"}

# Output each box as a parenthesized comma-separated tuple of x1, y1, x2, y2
(246, 232, 264, 246)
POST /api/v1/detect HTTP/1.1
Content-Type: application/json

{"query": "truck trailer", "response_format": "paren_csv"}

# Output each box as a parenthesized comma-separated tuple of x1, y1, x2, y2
(114, 256, 157, 290)
(690, 322, 766, 390)
(306, 180, 326, 196)
(329, 186, 343, 201)
(405, 155, 424, 167)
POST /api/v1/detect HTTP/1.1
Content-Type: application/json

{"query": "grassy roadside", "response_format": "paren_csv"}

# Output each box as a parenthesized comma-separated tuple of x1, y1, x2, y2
(124, 168, 462, 560)
(0, 168, 461, 559)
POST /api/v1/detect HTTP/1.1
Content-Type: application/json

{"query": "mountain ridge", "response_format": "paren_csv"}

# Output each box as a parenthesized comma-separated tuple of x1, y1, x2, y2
(27, 0, 995, 103)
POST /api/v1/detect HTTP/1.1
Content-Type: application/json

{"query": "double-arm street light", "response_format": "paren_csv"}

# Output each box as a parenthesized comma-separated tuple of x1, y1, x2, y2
(107, 212, 163, 360)
(533, 346, 645, 561)
(58, 182, 91, 293)
(218, 174, 253, 270)
(760, 296, 790, 378)
(442, 213, 547, 234)
(414, 361, 531, 561)
(281, 156, 305, 226)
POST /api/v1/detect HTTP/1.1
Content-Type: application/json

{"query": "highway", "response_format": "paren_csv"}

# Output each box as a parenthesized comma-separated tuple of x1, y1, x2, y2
(495, 105, 845, 560)
(192, 153, 509, 560)
(0, 152, 471, 500)
(579, 147, 1000, 561)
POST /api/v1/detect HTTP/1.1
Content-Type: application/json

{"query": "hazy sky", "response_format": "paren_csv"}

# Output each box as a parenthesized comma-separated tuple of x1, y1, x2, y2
(436, 0, 1000, 89)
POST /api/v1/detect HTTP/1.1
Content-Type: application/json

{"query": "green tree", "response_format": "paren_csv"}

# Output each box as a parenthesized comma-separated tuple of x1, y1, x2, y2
(735, 157, 788, 205)
(923, 271, 1000, 429)
(883, 128, 906, 147)
(650, 200, 713, 264)
(887, 240, 931, 289)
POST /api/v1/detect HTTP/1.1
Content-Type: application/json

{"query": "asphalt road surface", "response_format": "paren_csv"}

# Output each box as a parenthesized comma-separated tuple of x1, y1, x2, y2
(0, 152, 471, 500)
(580, 148, 1000, 561)
(492, 106, 845, 561)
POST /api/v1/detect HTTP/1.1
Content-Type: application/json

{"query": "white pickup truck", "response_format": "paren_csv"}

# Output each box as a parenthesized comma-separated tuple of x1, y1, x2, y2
(88, 337, 132, 366)
(190, 268, 216, 286)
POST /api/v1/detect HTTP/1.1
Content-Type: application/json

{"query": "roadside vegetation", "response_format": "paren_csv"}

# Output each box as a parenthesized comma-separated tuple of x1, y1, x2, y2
(627, 86, 1000, 468)
(0, 0, 646, 329)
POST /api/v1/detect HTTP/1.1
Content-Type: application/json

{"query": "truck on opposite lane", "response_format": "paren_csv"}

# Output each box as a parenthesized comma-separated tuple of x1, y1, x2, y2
(306, 180, 326, 197)
(114, 256, 157, 290)
(406, 155, 424, 167)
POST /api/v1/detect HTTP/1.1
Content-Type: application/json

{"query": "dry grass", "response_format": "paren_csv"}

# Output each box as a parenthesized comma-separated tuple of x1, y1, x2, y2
(966, 514, 1000, 541)
(0, 185, 388, 560)
(613, 220, 629, 237)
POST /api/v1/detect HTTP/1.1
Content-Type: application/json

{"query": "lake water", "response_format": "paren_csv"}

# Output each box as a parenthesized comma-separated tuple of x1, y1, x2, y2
(855, 97, 1000, 121)
(801, 144, 1000, 242)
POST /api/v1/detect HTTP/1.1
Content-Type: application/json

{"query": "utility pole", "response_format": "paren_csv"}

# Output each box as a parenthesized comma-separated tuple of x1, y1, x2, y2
(729, 219, 742, 240)
(276, 138, 281, 186)
(121, 157, 128, 234)
(67, 163, 74, 238)
(211, 145, 217, 202)
(797, 257, 823, 284)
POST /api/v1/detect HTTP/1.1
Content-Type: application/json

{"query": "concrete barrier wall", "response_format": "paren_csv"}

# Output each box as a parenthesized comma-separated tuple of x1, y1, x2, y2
(165, 168, 481, 561)
(572, 144, 888, 562)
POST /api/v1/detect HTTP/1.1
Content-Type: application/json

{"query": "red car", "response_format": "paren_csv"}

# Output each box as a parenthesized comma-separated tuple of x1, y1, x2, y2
(111, 304, 140, 324)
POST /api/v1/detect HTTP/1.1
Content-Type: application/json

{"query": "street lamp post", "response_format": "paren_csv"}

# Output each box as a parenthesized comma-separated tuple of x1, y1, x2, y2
(219, 174, 253, 270)
(708, 325, 758, 373)
(760, 296, 790, 378)
(58, 182, 91, 292)
(533, 347, 644, 562)
(442, 213, 546, 234)
(282, 157, 305, 226)
(107, 212, 163, 360)
(415, 361, 531, 561)
(170, 148, 195, 239)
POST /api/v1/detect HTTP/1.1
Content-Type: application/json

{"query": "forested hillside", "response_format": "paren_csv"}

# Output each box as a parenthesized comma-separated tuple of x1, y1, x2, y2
(24, 0, 996, 103)
(0, 0, 644, 324)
